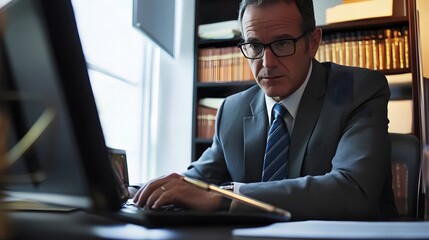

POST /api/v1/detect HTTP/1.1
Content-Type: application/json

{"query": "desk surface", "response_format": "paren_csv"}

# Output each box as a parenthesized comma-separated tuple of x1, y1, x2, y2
(7, 210, 237, 240)
(7, 210, 429, 240)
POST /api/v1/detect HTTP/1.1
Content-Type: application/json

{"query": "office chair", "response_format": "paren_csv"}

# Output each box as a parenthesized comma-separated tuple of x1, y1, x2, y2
(389, 133, 421, 220)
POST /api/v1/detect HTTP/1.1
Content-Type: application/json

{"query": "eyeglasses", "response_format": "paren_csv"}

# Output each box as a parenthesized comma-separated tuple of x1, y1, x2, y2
(238, 31, 309, 59)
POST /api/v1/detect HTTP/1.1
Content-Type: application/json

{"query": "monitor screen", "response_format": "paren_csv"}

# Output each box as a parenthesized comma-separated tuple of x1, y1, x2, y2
(0, 0, 121, 211)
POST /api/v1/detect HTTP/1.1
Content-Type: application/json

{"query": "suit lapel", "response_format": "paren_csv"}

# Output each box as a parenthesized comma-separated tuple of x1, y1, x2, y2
(243, 89, 268, 182)
(288, 60, 327, 178)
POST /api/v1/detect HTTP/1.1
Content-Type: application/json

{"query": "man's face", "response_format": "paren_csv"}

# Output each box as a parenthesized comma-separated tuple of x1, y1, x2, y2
(241, 2, 320, 101)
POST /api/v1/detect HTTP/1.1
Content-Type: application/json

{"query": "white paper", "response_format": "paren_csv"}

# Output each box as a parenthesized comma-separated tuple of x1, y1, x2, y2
(233, 220, 429, 239)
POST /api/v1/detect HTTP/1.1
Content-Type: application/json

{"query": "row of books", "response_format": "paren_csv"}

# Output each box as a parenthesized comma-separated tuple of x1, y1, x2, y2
(315, 27, 409, 71)
(198, 46, 253, 83)
(196, 98, 223, 139)
(197, 106, 217, 139)
(199, 27, 409, 83)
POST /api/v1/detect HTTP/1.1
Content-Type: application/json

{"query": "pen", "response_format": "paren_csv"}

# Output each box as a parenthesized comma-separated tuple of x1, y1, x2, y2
(182, 176, 291, 218)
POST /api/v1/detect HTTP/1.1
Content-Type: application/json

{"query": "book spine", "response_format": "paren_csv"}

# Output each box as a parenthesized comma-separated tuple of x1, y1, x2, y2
(403, 27, 410, 69)
(357, 31, 365, 68)
(364, 31, 373, 69)
(371, 31, 379, 70)
(351, 32, 359, 67)
(385, 29, 392, 70)
(344, 32, 352, 66)
(392, 162, 408, 215)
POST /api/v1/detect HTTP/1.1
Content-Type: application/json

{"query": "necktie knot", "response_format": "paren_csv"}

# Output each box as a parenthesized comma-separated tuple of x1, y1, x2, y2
(273, 103, 287, 120)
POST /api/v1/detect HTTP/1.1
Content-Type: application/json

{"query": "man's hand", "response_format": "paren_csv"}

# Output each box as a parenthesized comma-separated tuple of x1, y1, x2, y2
(133, 173, 223, 211)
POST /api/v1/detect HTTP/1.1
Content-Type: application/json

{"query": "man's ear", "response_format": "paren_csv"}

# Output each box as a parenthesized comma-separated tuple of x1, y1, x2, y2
(309, 28, 322, 58)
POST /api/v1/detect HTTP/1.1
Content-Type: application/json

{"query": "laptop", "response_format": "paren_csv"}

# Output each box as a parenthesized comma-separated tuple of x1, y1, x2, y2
(0, 0, 290, 227)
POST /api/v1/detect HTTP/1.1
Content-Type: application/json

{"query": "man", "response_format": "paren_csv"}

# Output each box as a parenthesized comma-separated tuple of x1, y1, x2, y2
(134, 0, 397, 220)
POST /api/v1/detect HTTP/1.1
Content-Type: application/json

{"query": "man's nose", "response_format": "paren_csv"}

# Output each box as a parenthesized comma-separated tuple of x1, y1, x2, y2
(262, 47, 278, 68)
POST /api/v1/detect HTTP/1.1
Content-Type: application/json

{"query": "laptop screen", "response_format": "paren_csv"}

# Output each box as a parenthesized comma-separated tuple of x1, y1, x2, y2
(1, 0, 122, 211)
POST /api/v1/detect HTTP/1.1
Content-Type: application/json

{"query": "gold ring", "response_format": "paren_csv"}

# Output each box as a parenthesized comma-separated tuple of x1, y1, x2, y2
(160, 186, 167, 192)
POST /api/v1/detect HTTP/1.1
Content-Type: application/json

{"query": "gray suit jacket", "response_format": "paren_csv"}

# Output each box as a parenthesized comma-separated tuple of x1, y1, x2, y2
(185, 60, 396, 220)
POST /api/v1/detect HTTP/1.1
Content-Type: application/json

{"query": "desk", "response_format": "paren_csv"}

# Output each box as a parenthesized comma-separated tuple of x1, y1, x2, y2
(7, 210, 235, 240)
(7, 211, 429, 240)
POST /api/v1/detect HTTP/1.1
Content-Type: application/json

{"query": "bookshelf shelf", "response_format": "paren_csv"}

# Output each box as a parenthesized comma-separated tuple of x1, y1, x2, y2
(320, 16, 409, 33)
(196, 80, 254, 88)
(198, 38, 241, 48)
(383, 68, 411, 75)
(197, 81, 255, 98)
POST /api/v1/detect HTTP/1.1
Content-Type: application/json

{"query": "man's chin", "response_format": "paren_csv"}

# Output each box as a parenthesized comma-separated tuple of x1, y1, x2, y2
(264, 91, 282, 101)
(266, 90, 287, 101)
(259, 84, 286, 99)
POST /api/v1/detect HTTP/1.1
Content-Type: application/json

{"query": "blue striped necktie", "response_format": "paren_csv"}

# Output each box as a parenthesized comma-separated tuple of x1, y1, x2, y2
(262, 103, 290, 181)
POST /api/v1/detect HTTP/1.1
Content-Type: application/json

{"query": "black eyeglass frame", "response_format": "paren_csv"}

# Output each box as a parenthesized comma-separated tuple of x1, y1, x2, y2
(238, 30, 310, 59)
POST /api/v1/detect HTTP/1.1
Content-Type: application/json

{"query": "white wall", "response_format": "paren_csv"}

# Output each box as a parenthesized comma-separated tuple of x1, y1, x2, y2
(147, 0, 195, 180)
(313, 0, 343, 26)
(72, 0, 145, 184)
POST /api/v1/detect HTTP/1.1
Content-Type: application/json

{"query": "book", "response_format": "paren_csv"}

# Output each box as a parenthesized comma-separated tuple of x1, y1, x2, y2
(392, 162, 408, 215)
(199, 98, 224, 109)
(198, 20, 241, 40)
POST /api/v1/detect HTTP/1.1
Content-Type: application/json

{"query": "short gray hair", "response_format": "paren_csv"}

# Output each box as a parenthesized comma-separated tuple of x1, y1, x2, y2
(238, 0, 316, 33)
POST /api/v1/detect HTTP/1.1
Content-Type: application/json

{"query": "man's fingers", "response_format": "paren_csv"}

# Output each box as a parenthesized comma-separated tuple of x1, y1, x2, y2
(132, 173, 183, 207)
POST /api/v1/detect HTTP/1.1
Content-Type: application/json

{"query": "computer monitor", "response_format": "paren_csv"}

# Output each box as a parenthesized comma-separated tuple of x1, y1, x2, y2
(0, 0, 121, 211)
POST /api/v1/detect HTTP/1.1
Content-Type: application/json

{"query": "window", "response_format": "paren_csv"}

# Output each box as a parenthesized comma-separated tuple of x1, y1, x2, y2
(72, 0, 145, 183)
(72, 0, 195, 184)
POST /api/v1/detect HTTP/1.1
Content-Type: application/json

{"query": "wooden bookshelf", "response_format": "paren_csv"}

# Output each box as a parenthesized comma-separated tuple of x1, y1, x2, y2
(192, 0, 244, 160)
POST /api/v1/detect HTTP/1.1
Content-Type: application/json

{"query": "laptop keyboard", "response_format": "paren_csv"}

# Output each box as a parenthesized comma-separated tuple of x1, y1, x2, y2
(115, 199, 290, 227)
(122, 200, 186, 213)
